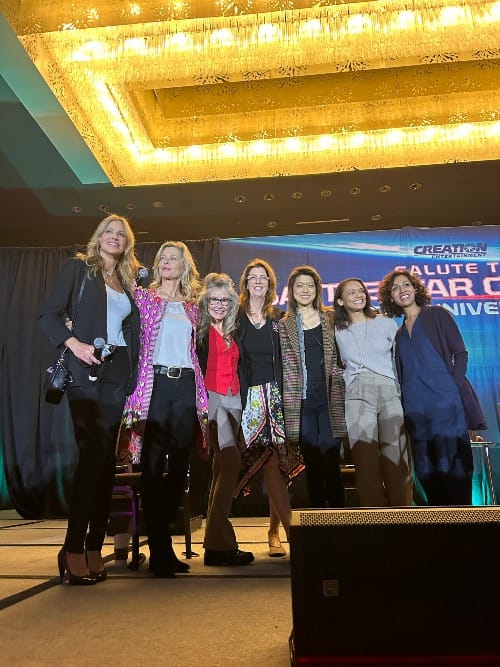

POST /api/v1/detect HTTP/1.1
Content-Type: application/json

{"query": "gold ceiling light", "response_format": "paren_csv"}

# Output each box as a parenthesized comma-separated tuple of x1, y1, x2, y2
(2, 0, 500, 186)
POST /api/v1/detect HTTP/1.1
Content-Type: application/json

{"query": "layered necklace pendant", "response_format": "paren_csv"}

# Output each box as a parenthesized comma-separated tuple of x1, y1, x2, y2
(103, 268, 117, 287)
(248, 311, 265, 329)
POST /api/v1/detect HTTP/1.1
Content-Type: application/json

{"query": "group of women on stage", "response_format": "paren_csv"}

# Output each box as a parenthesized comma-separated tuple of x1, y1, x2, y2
(40, 214, 486, 585)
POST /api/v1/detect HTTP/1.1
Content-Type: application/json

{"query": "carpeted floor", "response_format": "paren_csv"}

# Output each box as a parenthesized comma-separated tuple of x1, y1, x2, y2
(0, 512, 293, 666)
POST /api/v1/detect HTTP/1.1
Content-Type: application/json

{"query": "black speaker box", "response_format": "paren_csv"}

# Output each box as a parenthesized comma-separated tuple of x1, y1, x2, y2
(290, 507, 500, 665)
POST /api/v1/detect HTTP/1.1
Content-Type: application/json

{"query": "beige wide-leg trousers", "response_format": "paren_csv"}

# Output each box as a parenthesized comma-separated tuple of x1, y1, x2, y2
(345, 371, 412, 507)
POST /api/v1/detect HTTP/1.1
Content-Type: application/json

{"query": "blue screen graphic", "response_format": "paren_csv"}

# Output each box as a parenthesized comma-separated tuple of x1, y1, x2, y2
(221, 225, 500, 444)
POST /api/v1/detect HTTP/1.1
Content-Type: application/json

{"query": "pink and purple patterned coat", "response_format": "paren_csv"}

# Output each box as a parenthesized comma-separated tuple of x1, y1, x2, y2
(119, 287, 208, 464)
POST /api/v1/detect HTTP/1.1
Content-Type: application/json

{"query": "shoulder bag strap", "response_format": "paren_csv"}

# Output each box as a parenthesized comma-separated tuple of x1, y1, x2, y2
(71, 271, 88, 327)
(59, 272, 88, 360)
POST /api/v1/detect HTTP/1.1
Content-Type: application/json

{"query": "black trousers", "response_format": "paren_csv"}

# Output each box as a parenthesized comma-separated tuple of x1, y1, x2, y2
(300, 380, 345, 508)
(140, 371, 197, 562)
(65, 347, 130, 553)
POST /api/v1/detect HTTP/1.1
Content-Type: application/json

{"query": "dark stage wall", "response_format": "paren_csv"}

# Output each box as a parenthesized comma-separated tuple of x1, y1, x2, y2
(1, 226, 499, 516)
(0, 240, 219, 516)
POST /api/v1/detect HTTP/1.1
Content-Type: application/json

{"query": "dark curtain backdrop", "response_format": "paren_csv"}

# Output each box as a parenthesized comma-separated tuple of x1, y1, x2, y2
(0, 240, 220, 518)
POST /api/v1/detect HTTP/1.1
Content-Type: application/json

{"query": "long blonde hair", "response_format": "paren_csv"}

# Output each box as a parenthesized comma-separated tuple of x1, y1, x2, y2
(150, 241, 200, 300)
(76, 214, 140, 290)
(198, 273, 239, 344)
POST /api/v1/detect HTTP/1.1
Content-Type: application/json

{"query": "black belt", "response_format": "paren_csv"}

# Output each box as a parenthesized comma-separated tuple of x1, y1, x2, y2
(153, 365, 194, 379)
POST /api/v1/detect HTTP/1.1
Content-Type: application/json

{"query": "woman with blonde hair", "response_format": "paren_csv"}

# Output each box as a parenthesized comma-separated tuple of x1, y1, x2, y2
(40, 214, 141, 584)
(279, 266, 346, 508)
(236, 259, 303, 557)
(121, 241, 208, 577)
(197, 273, 254, 566)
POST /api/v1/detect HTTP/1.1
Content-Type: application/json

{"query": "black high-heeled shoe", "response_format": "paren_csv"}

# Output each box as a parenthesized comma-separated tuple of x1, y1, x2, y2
(89, 568, 108, 582)
(85, 550, 108, 583)
(57, 549, 96, 586)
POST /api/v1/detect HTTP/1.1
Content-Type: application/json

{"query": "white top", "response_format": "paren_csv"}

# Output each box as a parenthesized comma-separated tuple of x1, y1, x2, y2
(335, 315, 398, 387)
(106, 285, 131, 346)
(153, 301, 193, 368)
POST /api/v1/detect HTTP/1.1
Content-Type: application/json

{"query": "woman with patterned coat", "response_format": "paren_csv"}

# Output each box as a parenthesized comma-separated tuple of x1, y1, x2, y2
(120, 241, 208, 578)
(279, 266, 347, 508)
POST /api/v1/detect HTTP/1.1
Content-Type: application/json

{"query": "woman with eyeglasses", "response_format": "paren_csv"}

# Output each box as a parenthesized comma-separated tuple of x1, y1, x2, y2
(236, 259, 303, 557)
(120, 241, 208, 577)
(378, 270, 486, 505)
(279, 266, 347, 508)
(333, 277, 412, 507)
(197, 273, 254, 566)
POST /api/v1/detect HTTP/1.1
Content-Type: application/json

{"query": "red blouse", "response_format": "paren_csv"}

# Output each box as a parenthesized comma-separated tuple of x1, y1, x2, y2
(204, 326, 240, 395)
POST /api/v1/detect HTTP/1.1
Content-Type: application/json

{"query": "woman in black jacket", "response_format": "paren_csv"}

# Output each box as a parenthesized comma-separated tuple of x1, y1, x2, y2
(235, 259, 303, 556)
(40, 214, 140, 585)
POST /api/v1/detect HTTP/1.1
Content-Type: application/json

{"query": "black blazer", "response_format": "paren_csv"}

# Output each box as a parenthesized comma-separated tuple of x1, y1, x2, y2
(39, 258, 140, 394)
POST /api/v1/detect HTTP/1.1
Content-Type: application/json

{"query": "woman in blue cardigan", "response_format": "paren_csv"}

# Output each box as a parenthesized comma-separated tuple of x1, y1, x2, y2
(378, 270, 486, 505)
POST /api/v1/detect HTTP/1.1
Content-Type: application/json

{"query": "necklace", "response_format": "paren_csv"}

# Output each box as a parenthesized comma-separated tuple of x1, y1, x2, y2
(347, 319, 369, 368)
(158, 290, 183, 301)
(248, 311, 265, 329)
(103, 268, 115, 279)
(301, 310, 320, 330)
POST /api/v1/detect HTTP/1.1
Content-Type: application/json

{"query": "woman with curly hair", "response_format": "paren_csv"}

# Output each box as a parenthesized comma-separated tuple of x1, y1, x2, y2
(236, 259, 303, 557)
(334, 277, 412, 507)
(197, 273, 254, 566)
(279, 266, 347, 508)
(121, 241, 208, 577)
(378, 270, 486, 505)
(40, 214, 141, 584)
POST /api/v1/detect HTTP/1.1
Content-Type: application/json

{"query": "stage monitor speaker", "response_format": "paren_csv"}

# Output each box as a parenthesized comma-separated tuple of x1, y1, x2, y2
(290, 507, 500, 665)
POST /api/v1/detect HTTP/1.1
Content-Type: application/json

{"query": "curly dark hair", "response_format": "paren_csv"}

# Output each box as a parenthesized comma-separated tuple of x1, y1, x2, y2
(333, 277, 377, 330)
(378, 270, 431, 317)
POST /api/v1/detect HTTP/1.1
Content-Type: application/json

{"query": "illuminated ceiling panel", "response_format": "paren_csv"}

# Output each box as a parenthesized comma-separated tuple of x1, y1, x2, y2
(1, 0, 499, 185)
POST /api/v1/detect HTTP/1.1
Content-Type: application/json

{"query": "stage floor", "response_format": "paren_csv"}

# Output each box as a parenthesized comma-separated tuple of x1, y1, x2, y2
(0, 512, 293, 666)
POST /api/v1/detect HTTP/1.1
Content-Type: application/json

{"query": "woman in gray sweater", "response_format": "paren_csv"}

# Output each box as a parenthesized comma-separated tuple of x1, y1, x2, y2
(334, 278, 412, 507)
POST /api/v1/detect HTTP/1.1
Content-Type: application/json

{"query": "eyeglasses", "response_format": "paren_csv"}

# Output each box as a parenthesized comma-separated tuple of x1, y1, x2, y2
(247, 275, 269, 283)
(208, 297, 230, 306)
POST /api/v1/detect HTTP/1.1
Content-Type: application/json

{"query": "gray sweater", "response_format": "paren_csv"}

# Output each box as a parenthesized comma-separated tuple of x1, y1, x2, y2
(335, 315, 398, 387)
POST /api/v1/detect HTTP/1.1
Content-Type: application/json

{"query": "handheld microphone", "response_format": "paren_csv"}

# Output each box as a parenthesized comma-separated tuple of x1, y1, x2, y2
(137, 267, 149, 287)
(89, 337, 106, 382)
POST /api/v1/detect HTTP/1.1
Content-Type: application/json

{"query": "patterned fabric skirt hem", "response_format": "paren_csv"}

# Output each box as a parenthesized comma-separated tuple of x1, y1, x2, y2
(234, 438, 304, 498)
(235, 381, 304, 497)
